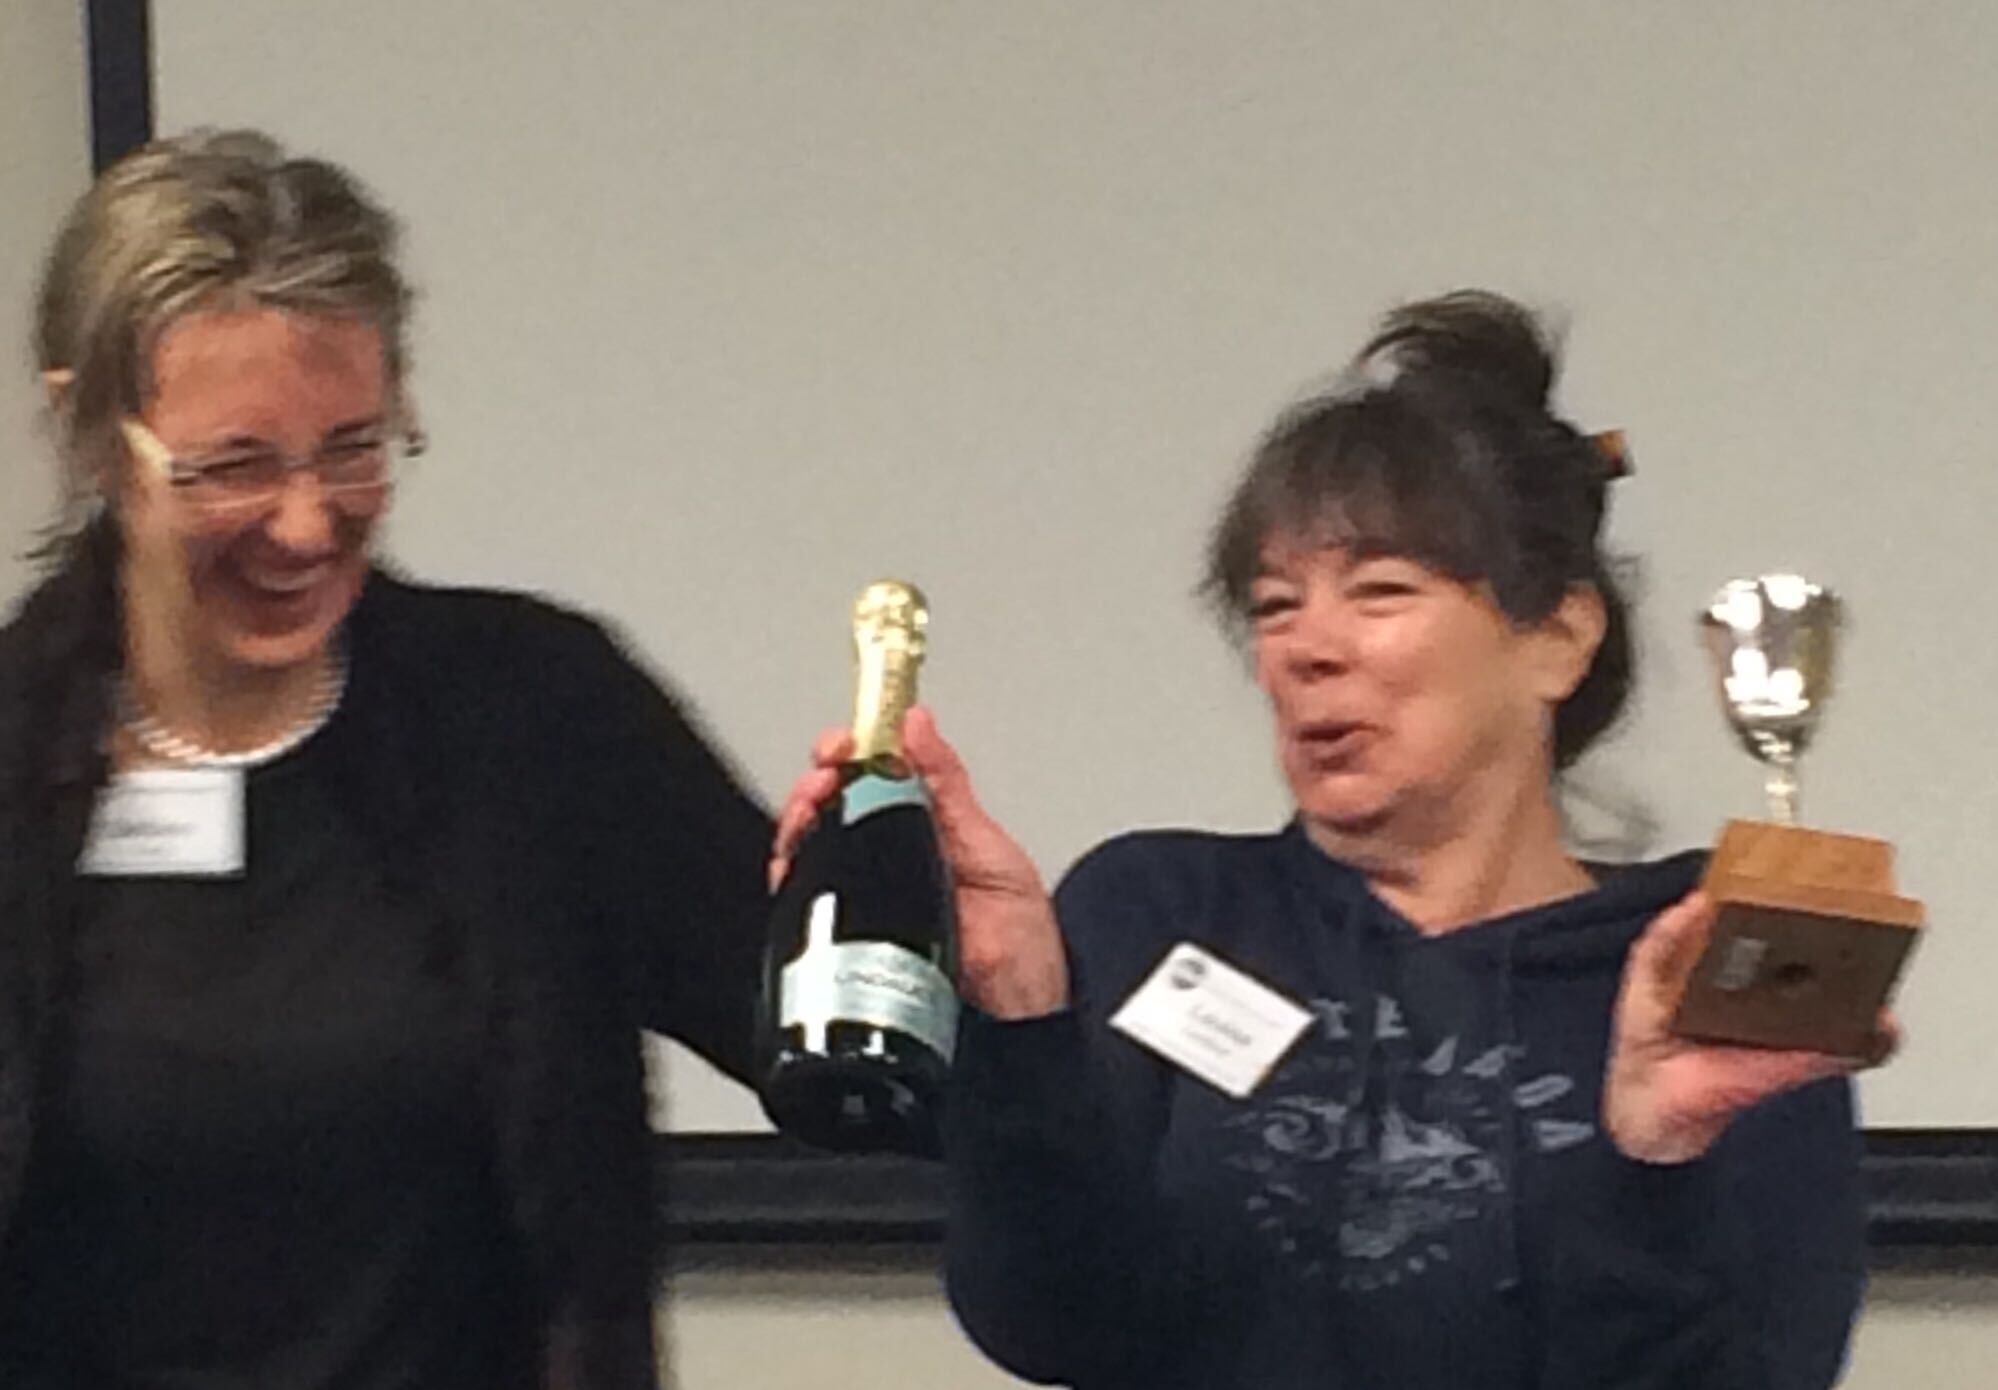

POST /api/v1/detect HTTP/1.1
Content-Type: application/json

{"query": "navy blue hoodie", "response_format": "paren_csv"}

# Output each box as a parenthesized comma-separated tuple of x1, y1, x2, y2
(945, 827, 1864, 1390)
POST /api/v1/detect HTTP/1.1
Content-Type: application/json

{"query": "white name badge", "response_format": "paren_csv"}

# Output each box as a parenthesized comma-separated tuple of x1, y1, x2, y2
(1109, 943, 1313, 1098)
(78, 768, 246, 878)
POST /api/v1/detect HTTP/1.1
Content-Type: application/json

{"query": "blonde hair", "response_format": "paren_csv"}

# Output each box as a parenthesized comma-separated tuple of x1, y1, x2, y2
(31, 128, 413, 556)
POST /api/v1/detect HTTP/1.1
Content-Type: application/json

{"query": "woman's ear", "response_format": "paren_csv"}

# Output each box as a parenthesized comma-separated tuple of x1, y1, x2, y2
(42, 367, 74, 411)
(1532, 583, 1608, 703)
(46, 368, 122, 504)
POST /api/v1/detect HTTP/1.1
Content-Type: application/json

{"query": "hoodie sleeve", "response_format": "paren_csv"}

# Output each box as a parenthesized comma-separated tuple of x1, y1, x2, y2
(943, 837, 1186, 1387)
(1724, 1077, 1867, 1390)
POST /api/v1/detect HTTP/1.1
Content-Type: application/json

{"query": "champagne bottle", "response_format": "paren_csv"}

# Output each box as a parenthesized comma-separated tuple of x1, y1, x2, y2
(760, 580, 958, 1156)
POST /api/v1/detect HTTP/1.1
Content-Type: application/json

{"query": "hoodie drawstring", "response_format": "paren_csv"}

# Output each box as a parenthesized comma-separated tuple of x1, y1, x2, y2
(1492, 924, 1524, 1293)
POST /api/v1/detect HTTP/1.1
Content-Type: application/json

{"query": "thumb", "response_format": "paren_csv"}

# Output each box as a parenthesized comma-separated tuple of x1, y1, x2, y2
(1616, 891, 1715, 1041)
(1629, 892, 1714, 1000)
(902, 705, 981, 829)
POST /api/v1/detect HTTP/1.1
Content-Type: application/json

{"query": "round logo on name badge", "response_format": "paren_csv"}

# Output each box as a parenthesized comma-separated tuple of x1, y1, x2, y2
(1167, 951, 1209, 990)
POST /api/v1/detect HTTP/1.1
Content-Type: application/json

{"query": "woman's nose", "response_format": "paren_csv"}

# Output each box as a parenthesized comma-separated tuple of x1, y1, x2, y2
(1280, 593, 1354, 677)
(261, 471, 338, 553)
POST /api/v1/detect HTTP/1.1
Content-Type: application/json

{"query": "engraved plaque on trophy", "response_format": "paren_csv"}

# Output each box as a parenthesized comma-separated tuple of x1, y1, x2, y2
(1670, 575, 1923, 1056)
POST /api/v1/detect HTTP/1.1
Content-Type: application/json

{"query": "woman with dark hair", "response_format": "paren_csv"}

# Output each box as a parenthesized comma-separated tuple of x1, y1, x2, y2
(0, 130, 770, 1388)
(775, 291, 1879, 1389)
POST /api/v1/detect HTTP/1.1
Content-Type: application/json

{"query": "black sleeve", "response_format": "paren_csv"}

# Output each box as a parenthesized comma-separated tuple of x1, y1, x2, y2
(554, 617, 775, 1084)
(1724, 1078, 1867, 1390)
(943, 841, 1181, 1387)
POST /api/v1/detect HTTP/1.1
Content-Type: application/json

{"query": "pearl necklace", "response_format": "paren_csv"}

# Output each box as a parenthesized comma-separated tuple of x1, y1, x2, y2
(118, 649, 349, 770)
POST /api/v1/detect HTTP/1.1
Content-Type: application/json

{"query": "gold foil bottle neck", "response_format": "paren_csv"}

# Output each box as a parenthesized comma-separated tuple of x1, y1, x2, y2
(850, 580, 929, 768)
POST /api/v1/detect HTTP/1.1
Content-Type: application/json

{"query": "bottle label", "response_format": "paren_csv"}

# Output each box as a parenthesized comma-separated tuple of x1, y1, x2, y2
(842, 771, 930, 826)
(779, 893, 959, 1061)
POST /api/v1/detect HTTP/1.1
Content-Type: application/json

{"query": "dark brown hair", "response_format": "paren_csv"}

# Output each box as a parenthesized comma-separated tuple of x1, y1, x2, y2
(1203, 289, 1631, 768)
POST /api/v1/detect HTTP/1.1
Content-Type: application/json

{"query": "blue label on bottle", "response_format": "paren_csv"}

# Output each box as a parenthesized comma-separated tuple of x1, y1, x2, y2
(842, 772, 930, 826)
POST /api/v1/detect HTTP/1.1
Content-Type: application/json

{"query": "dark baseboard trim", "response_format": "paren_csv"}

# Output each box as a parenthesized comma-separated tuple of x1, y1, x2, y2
(663, 1135, 945, 1247)
(1864, 1129, 1998, 1247)
(659, 1129, 1998, 1256)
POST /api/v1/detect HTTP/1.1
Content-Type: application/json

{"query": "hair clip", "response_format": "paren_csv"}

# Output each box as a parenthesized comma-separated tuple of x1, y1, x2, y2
(1589, 429, 1632, 480)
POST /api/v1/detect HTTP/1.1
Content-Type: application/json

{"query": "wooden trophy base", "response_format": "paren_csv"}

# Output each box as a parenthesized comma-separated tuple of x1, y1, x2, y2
(1670, 820, 1923, 1056)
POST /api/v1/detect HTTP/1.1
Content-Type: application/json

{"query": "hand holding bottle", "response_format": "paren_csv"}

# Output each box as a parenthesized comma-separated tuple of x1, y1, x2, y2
(772, 705, 1070, 1021)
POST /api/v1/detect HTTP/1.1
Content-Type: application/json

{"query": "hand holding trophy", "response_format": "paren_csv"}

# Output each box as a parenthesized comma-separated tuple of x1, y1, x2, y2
(1669, 574, 1922, 1057)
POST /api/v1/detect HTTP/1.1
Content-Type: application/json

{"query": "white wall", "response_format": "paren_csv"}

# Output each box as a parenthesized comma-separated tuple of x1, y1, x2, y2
(1846, 1266, 1998, 1390)
(662, 1255, 1998, 1390)
(140, 0, 1998, 1131)
(667, 1256, 1018, 1390)
(0, 0, 88, 593)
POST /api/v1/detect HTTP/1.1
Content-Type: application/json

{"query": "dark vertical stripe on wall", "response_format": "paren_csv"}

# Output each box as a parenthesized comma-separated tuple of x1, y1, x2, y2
(86, 0, 153, 172)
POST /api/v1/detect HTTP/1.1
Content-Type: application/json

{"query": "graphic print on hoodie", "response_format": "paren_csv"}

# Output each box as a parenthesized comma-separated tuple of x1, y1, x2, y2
(1222, 986, 1597, 1294)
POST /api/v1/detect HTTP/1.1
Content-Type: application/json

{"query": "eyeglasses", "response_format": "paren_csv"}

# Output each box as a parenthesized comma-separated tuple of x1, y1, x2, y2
(118, 416, 426, 517)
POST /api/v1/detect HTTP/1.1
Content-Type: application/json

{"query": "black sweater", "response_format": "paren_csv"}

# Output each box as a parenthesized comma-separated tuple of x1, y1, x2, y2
(0, 557, 773, 1388)
(945, 827, 1865, 1390)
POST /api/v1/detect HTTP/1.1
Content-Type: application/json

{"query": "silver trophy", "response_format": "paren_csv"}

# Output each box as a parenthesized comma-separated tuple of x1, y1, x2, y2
(1698, 574, 1841, 824)
(1673, 572, 1921, 1055)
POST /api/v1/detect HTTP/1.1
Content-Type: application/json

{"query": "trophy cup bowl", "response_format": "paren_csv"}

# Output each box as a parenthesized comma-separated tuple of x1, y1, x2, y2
(1670, 574, 1923, 1056)
(1699, 575, 1840, 823)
